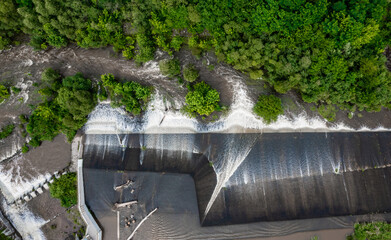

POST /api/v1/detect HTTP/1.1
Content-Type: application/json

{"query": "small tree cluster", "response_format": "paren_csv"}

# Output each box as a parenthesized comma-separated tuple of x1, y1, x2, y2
(49, 173, 77, 208)
(0, 124, 14, 140)
(101, 73, 152, 115)
(183, 64, 199, 82)
(253, 95, 283, 124)
(184, 81, 220, 116)
(347, 222, 391, 240)
(0, 84, 10, 103)
(26, 69, 97, 147)
(159, 59, 181, 77)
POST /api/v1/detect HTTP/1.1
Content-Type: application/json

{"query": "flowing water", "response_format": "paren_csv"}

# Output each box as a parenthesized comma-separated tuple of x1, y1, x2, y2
(83, 132, 391, 240)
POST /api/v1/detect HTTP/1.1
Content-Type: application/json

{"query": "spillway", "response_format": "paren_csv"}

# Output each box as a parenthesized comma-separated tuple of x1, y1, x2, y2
(82, 132, 391, 239)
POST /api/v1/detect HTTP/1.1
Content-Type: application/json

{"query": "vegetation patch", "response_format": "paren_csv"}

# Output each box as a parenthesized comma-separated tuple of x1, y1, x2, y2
(26, 68, 97, 147)
(0, 229, 12, 240)
(159, 59, 181, 78)
(49, 172, 77, 208)
(0, 85, 10, 103)
(183, 64, 199, 82)
(101, 73, 152, 115)
(183, 81, 220, 116)
(253, 95, 283, 124)
(0, 124, 14, 140)
(2, 1, 391, 115)
(347, 222, 391, 240)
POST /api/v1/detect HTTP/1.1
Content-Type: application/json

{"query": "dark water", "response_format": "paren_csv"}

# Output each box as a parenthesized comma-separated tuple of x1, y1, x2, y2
(83, 132, 391, 238)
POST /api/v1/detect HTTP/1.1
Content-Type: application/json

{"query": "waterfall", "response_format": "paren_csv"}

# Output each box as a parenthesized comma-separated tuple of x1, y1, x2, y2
(202, 135, 257, 221)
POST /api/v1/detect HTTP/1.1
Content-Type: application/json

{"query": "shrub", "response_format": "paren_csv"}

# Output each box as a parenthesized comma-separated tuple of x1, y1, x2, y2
(253, 95, 283, 124)
(0, 85, 10, 103)
(11, 86, 21, 94)
(159, 59, 181, 77)
(21, 143, 29, 153)
(101, 73, 152, 115)
(183, 64, 199, 82)
(347, 222, 391, 240)
(19, 114, 28, 124)
(318, 105, 337, 122)
(49, 173, 77, 208)
(0, 124, 14, 140)
(41, 68, 61, 90)
(184, 81, 220, 116)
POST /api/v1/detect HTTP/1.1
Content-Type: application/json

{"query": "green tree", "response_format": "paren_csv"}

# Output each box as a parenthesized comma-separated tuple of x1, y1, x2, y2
(0, 85, 10, 103)
(347, 222, 391, 240)
(184, 81, 220, 116)
(159, 59, 181, 77)
(49, 173, 77, 208)
(183, 64, 199, 82)
(253, 95, 283, 124)
(0, 124, 14, 140)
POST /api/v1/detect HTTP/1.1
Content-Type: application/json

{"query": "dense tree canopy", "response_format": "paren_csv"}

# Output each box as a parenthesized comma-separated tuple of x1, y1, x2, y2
(101, 73, 152, 115)
(26, 69, 97, 147)
(49, 173, 77, 208)
(2, 0, 391, 112)
(184, 81, 220, 116)
(253, 95, 283, 124)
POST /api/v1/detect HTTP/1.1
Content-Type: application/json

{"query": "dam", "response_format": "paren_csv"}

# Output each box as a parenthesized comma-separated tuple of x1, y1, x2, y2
(82, 132, 391, 239)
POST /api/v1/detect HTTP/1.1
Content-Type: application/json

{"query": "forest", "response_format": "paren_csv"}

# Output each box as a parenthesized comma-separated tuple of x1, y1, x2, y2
(1, 0, 391, 115)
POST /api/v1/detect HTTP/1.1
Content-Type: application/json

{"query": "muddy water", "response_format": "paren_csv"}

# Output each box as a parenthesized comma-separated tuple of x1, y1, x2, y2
(83, 132, 391, 239)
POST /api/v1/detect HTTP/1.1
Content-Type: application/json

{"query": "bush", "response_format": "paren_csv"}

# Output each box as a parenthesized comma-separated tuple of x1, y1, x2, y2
(318, 105, 337, 122)
(21, 143, 29, 153)
(347, 222, 391, 240)
(253, 95, 283, 124)
(0, 85, 10, 103)
(184, 81, 220, 116)
(49, 173, 77, 208)
(0, 229, 12, 240)
(159, 59, 181, 77)
(183, 64, 199, 82)
(41, 68, 61, 90)
(101, 74, 152, 115)
(0, 124, 14, 140)
(19, 115, 28, 126)
(27, 71, 97, 144)
(11, 86, 21, 94)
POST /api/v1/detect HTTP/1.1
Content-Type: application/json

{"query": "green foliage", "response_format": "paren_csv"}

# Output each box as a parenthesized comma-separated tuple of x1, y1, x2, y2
(2, 0, 391, 112)
(19, 114, 28, 124)
(183, 64, 199, 82)
(41, 68, 61, 90)
(317, 105, 337, 122)
(0, 124, 14, 140)
(21, 143, 29, 153)
(11, 86, 21, 94)
(49, 173, 77, 208)
(0, 229, 13, 240)
(253, 95, 283, 124)
(159, 59, 181, 77)
(0, 85, 10, 103)
(27, 70, 97, 145)
(184, 81, 220, 116)
(347, 222, 391, 240)
(101, 73, 152, 115)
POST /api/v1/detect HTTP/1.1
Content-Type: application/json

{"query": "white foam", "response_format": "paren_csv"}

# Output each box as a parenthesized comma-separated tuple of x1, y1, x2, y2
(2, 200, 47, 240)
(84, 63, 390, 134)
(0, 155, 51, 201)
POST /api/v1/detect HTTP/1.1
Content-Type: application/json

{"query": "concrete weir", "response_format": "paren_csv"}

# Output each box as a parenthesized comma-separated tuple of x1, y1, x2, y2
(81, 133, 391, 239)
